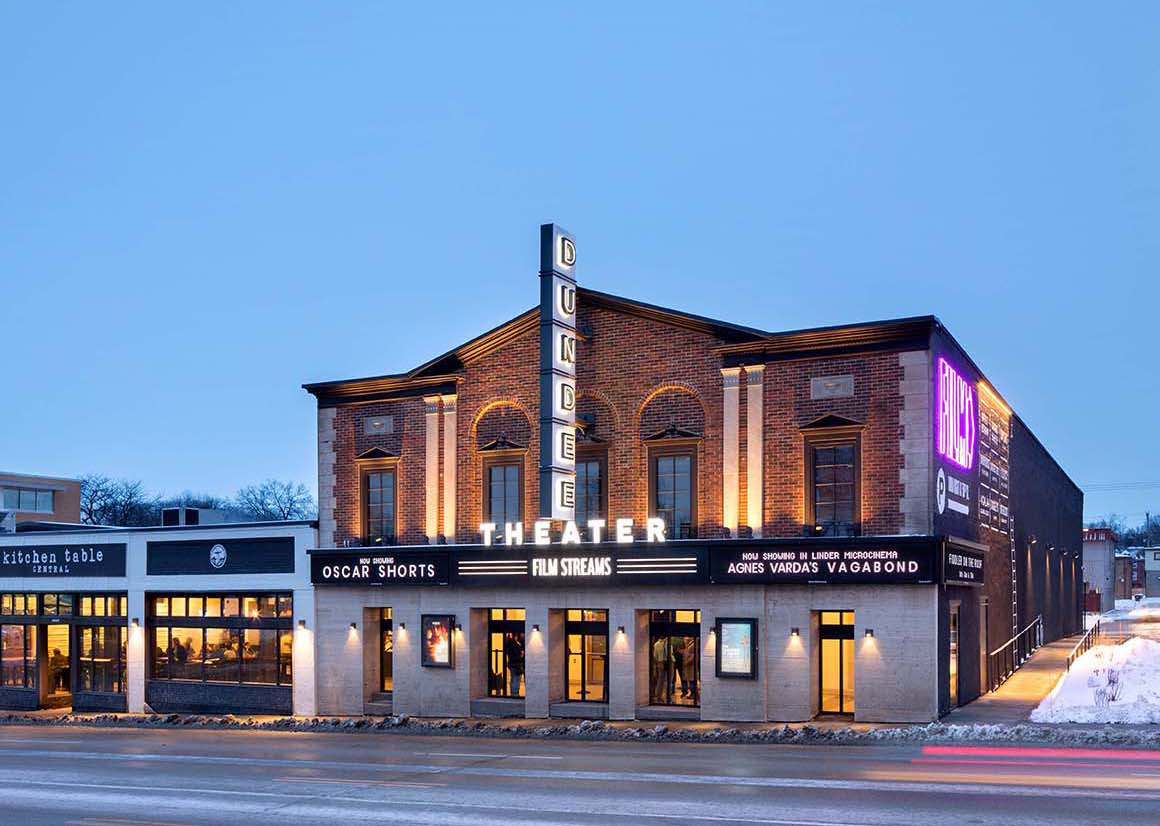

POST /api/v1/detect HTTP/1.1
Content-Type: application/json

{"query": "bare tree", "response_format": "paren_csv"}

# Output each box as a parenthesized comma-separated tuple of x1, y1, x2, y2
(234, 479, 316, 521)
(80, 474, 157, 526)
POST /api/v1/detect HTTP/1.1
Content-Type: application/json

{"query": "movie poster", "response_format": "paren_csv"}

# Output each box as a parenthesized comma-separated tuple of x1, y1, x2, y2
(716, 619, 757, 678)
(421, 614, 454, 668)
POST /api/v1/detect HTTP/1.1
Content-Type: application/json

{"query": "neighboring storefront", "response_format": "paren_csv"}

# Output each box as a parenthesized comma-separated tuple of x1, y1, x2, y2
(0, 522, 317, 715)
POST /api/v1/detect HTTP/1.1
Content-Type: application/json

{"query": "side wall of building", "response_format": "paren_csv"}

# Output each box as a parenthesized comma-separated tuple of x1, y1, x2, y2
(1010, 417, 1084, 642)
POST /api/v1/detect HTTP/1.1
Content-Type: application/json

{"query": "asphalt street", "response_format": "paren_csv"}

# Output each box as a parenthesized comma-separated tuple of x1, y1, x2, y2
(0, 725, 1157, 825)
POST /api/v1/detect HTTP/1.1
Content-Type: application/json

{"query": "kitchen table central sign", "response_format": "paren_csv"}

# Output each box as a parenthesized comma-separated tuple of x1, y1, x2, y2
(0, 543, 126, 577)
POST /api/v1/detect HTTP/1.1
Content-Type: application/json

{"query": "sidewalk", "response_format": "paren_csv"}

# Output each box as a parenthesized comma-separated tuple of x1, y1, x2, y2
(944, 633, 1084, 725)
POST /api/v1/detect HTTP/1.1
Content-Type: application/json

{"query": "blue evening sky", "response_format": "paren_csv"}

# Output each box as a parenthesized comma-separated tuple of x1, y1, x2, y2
(1, 5, 1155, 523)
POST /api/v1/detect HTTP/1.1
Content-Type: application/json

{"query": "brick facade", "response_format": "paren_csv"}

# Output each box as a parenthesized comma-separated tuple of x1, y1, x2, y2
(323, 300, 911, 547)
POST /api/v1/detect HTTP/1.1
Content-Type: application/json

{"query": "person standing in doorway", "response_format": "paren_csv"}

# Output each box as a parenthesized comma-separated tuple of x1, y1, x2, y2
(504, 632, 525, 697)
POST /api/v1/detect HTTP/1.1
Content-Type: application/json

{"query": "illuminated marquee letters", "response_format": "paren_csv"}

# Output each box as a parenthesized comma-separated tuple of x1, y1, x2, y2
(937, 357, 976, 470)
(539, 223, 578, 520)
(480, 517, 666, 546)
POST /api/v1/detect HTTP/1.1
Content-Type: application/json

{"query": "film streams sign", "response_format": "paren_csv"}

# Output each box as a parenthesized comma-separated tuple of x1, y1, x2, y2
(538, 222, 578, 521)
(710, 545, 935, 585)
(0, 543, 127, 577)
(944, 546, 985, 586)
(310, 551, 449, 585)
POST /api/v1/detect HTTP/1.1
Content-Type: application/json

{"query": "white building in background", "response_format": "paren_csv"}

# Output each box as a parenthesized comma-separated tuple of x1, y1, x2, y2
(1082, 528, 1116, 613)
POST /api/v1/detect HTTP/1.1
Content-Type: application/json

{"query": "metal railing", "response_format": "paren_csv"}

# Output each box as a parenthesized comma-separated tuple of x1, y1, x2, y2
(987, 614, 1043, 692)
(1065, 620, 1101, 671)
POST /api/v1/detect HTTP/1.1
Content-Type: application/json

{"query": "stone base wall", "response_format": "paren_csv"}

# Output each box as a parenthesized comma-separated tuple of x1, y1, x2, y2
(313, 583, 940, 724)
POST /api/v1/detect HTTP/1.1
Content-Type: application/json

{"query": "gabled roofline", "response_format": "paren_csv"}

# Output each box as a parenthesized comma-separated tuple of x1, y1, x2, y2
(303, 289, 767, 405)
(716, 315, 936, 365)
(580, 288, 769, 343)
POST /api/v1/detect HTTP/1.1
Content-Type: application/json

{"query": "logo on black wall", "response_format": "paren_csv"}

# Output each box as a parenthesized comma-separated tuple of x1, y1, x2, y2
(209, 544, 227, 569)
(936, 468, 947, 515)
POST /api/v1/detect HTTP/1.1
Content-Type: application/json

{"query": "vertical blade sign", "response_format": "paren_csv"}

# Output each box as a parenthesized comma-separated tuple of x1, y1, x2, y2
(539, 224, 578, 520)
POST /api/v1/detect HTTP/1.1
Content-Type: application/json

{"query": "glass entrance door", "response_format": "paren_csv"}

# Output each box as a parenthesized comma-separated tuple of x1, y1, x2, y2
(565, 610, 608, 703)
(949, 605, 960, 707)
(44, 623, 71, 708)
(487, 609, 526, 698)
(380, 608, 393, 693)
(819, 611, 854, 714)
(648, 610, 700, 706)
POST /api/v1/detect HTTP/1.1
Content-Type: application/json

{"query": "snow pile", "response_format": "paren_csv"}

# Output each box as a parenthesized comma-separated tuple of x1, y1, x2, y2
(1031, 637, 1160, 724)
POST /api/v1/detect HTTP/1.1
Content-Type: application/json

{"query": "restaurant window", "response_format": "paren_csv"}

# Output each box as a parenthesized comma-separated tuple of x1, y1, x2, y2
(149, 593, 293, 687)
(0, 624, 36, 688)
(565, 609, 608, 703)
(803, 428, 861, 538)
(484, 458, 522, 537)
(380, 608, 393, 693)
(361, 465, 397, 546)
(0, 593, 38, 616)
(78, 625, 125, 694)
(574, 453, 606, 528)
(649, 447, 697, 539)
(487, 608, 526, 699)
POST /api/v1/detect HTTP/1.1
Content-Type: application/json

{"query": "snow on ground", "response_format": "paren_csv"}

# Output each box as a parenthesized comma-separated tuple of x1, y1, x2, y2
(1031, 637, 1160, 724)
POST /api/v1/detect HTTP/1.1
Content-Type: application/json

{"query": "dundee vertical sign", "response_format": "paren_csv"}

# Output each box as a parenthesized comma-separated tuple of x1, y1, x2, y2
(539, 223, 578, 521)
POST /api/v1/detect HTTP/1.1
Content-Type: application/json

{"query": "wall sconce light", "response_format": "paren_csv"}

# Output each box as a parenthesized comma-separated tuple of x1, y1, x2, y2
(398, 622, 406, 630)
(865, 629, 875, 638)
(616, 625, 626, 635)
(532, 624, 541, 633)
(131, 618, 140, 628)
(350, 622, 358, 630)
(454, 623, 463, 632)
(790, 627, 800, 637)
(298, 620, 306, 629)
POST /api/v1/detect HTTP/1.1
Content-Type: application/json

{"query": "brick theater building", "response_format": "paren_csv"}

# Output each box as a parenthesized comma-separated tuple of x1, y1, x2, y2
(305, 224, 1082, 723)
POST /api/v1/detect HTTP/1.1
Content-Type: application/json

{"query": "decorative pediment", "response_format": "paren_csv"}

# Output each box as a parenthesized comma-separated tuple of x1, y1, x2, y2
(644, 421, 703, 441)
(479, 433, 526, 452)
(356, 447, 398, 460)
(800, 413, 864, 431)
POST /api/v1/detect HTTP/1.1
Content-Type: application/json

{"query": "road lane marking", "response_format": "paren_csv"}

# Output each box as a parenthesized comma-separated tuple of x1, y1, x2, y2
(914, 757, 1160, 771)
(417, 751, 562, 760)
(7, 771, 1160, 803)
(922, 745, 1160, 761)
(273, 776, 443, 789)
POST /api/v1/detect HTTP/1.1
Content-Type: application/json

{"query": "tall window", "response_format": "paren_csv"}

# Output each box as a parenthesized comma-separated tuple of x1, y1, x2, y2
(804, 430, 861, 537)
(149, 593, 293, 687)
(485, 462, 521, 528)
(574, 454, 605, 527)
(363, 468, 396, 545)
(78, 626, 125, 694)
(650, 449, 696, 539)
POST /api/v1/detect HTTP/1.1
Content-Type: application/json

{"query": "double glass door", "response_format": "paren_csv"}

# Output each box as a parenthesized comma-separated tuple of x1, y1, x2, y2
(487, 609, 526, 698)
(819, 611, 855, 714)
(649, 610, 700, 706)
(565, 610, 607, 703)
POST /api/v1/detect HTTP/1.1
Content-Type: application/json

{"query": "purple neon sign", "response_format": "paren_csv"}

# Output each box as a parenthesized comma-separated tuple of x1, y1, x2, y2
(937, 357, 976, 470)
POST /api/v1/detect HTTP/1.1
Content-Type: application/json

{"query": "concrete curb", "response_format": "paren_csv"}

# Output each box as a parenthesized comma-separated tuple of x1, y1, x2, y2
(5, 712, 1160, 748)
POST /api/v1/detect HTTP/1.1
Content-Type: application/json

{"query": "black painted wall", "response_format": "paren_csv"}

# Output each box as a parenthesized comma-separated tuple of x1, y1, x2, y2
(146, 681, 291, 715)
(1010, 416, 1084, 643)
